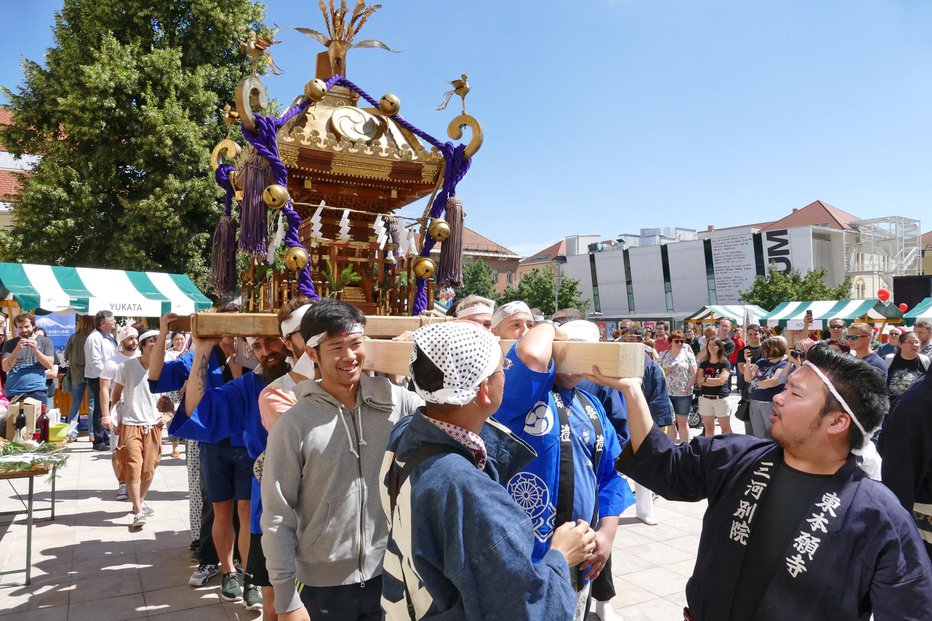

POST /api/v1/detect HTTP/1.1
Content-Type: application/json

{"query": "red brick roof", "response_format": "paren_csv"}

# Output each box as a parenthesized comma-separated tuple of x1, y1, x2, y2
(922, 230, 932, 249)
(520, 239, 566, 265)
(0, 169, 21, 201)
(0, 108, 12, 127)
(422, 226, 519, 258)
(461, 227, 519, 257)
(760, 200, 859, 231)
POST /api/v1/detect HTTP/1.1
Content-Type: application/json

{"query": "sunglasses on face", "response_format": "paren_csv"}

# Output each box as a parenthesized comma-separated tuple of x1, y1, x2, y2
(671, 339, 685, 344)
(844, 334, 866, 340)
(830, 325, 845, 330)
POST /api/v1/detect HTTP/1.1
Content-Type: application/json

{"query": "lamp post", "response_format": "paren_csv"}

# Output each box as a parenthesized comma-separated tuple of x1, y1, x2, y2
(553, 268, 562, 315)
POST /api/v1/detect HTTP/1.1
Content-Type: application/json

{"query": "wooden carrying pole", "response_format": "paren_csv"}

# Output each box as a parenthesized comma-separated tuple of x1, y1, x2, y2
(179, 313, 448, 339)
(363, 340, 645, 379)
(179, 313, 644, 378)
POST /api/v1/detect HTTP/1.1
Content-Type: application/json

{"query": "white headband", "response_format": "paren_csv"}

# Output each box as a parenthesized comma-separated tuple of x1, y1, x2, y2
(559, 320, 600, 343)
(281, 304, 313, 337)
(306, 323, 365, 348)
(456, 304, 495, 319)
(117, 325, 138, 343)
(492, 301, 531, 328)
(138, 329, 159, 343)
(802, 361, 867, 436)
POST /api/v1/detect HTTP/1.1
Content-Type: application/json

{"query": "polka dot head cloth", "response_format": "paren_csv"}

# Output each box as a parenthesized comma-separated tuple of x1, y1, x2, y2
(410, 320, 502, 406)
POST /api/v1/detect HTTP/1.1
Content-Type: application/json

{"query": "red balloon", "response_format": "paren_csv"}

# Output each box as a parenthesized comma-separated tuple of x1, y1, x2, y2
(877, 289, 890, 302)
(899, 303, 908, 312)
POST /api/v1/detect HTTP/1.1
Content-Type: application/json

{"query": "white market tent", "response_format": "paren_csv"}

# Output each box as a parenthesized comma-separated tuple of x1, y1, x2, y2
(903, 298, 932, 326)
(761, 299, 902, 329)
(684, 304, 770, 326)
(0, 262, 212, 317)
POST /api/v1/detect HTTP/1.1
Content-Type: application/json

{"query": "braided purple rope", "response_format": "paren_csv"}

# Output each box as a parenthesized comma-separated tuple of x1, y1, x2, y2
(214, 164, 236, 217)
(240, 101, 318, 300)
(411, 143, 471, 313)
(323, 75, 474, 314)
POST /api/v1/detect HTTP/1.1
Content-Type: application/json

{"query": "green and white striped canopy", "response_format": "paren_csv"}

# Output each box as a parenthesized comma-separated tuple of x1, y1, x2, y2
(761, 299, 902, 328)
(903, 297, 932, 326)
(684, 305, 770, 326)
(0, 263, 212, 317)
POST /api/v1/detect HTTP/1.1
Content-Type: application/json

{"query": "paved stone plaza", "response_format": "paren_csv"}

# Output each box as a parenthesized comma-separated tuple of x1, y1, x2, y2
(0, 407, 743, 620)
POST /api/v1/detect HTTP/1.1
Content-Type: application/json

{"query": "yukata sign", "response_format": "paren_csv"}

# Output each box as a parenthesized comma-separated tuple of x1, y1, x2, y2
(730, 461, 774, 546)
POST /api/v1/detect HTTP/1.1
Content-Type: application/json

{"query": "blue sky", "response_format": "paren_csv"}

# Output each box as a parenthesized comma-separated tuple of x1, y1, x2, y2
(3, 1, 931, 257)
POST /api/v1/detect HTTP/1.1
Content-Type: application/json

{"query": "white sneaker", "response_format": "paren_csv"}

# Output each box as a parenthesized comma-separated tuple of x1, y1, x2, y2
(637, 514, 658, 526)
(116, 483, 128, 501)
(141, 503, 155, 517)
(131, 512, 147, 528)
(594, 600, 623, 621)
(189, 563, 220, 586)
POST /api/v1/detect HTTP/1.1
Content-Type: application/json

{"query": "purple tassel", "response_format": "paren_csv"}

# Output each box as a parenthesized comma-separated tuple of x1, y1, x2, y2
(437, 196, 464, 289)
(210, 164, 238, 297)
(210, 216, 237, 296)
(238, 155, 270, 257)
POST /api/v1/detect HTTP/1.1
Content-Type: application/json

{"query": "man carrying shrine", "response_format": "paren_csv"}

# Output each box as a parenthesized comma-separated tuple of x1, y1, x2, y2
(593, 343, 932, 620)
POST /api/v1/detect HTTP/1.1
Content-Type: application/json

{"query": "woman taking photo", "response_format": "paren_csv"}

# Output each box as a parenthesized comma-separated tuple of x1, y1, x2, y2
(742, 336, 789, 439)
(697, 337, 733, 435)
(659, 330, 697, 444)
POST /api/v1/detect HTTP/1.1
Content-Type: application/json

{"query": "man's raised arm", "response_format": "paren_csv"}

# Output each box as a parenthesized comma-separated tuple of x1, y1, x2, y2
(182, 335, 219, 416)
(583, 369, 652, 453)
(515, 322, 559, 372)
(148, 312, 177, 382)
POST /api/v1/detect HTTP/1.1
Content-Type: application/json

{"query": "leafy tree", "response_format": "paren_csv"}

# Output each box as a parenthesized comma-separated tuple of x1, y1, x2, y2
(500, 267, 590, 316)
(0, 0, 267, 287)
(740, 266, 852, 310)
(459, 260, 498, 301)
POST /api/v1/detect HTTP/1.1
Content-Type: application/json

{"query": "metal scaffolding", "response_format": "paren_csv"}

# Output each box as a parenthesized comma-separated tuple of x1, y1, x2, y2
(845, 216, 922, 293)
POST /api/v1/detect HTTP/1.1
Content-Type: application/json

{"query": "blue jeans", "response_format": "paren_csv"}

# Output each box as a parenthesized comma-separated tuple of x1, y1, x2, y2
(87, 377, 109, 446)
(67, 380, 94, 438)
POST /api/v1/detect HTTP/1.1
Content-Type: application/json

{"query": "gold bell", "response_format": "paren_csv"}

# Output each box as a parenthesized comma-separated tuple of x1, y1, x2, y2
(262, 184, 289, 210)
(379, 93, 401, 116)
(305, 79, 327, 102)
(284, 246, 310, 272)
(413, 257, 436, 280)
(428, 219, 451, 242)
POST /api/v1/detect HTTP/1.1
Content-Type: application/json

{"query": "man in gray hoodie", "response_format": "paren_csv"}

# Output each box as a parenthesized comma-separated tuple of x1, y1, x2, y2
(261, 299, 422, 621)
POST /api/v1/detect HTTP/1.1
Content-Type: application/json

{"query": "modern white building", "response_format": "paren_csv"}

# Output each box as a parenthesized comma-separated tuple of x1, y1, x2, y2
(539, 200, 921, 321)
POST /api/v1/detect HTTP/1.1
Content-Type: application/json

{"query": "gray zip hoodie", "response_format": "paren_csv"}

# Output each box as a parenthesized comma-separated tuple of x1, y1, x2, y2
(261, 374, 423, 613)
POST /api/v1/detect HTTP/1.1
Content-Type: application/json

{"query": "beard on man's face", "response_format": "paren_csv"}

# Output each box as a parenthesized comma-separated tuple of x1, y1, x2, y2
(260, 351, 291, 382)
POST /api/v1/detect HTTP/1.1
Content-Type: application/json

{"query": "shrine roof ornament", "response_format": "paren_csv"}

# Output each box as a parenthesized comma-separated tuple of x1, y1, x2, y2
(208, 1, 482, 316)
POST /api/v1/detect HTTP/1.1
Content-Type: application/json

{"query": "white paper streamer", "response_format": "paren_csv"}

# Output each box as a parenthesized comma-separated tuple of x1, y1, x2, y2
(338, 209, 351, 242)
(310, 201, 324, 248)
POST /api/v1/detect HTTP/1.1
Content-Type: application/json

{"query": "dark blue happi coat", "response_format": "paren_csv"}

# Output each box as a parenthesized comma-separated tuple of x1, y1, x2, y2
(618, 426, 932, 621)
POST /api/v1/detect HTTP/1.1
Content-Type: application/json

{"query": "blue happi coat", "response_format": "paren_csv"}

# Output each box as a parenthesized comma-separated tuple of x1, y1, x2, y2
(619, 425, 932, 620)
(380, 412, 575, 620)
(171, 370, 267, 534)
(493, 344, 631, 562)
